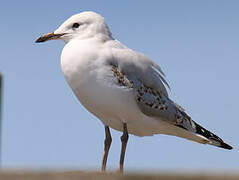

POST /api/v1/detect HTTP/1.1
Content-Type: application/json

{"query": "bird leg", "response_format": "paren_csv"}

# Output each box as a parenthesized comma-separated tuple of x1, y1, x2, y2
(101, 126, 112, 171)
(118, 123, 129, 173)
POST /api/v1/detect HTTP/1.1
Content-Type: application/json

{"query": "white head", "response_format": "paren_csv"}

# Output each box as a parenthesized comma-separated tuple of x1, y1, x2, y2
(36, 11, 112, 43)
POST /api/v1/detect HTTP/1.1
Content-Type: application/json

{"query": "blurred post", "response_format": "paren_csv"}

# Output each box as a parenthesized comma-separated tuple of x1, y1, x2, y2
(0, 73, 2, 166)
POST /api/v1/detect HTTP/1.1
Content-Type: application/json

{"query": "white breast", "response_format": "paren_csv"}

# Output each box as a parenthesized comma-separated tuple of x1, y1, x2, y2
(60, 39, 168, 136)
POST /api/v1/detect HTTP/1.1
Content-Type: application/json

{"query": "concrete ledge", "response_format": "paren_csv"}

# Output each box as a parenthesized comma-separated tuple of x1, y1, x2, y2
(0, 171, 238, 180)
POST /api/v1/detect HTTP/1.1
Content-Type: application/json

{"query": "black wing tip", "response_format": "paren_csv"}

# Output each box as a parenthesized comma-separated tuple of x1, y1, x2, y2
(193, 121, 233, 150)
(219, 142, 233, 150)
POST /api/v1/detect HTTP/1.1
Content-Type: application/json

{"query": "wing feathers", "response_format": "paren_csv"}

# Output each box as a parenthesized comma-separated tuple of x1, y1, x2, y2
(110, 63, 233, 150)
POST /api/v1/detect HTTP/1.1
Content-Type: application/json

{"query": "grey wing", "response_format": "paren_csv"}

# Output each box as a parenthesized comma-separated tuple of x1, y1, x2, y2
(131, 76, 196, 132)
(109, 61, 196, 132)
(111, 49, 170, 97)
(131, 69, 233, 149)
(109, 61, 233, 150)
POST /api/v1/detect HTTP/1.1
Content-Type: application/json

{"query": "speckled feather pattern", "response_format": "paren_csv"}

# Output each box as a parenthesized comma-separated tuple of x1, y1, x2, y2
(111, 64, 229, 148)
(111, 65, 194, 130)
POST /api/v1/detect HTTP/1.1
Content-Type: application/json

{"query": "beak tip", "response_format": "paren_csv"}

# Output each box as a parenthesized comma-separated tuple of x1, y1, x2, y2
(35, 32, 63, 44)
(35, 36, 45, 43)
(35, 38, 43, 43)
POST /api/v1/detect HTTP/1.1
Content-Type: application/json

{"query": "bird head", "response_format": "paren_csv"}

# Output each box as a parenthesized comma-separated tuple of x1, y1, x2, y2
(35, 11, 112, 43)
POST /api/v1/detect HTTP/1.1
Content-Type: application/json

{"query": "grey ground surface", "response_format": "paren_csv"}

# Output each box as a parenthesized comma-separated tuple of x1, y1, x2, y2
(0, 171, 238, 180)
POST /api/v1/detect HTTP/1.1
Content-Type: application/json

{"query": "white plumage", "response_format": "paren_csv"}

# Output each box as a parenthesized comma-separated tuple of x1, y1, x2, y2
(36, 11, 233, 172)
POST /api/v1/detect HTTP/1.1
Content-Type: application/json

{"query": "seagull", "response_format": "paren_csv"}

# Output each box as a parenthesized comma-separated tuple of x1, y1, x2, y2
(36, 11, 233, 172)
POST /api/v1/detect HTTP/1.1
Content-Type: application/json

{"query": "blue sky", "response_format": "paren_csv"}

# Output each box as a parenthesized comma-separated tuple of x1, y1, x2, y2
(0, 0, 238, 171)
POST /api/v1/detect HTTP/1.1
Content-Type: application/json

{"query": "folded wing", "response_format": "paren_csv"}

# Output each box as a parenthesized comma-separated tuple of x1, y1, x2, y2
(108, 51, 232, 150)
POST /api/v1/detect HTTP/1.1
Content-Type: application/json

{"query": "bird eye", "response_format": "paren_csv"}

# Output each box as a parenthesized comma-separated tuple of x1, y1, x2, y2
(72, 23, 80, 29)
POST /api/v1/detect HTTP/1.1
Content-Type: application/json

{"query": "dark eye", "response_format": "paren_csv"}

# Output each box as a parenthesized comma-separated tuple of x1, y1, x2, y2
(72, 23, 80, 29)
